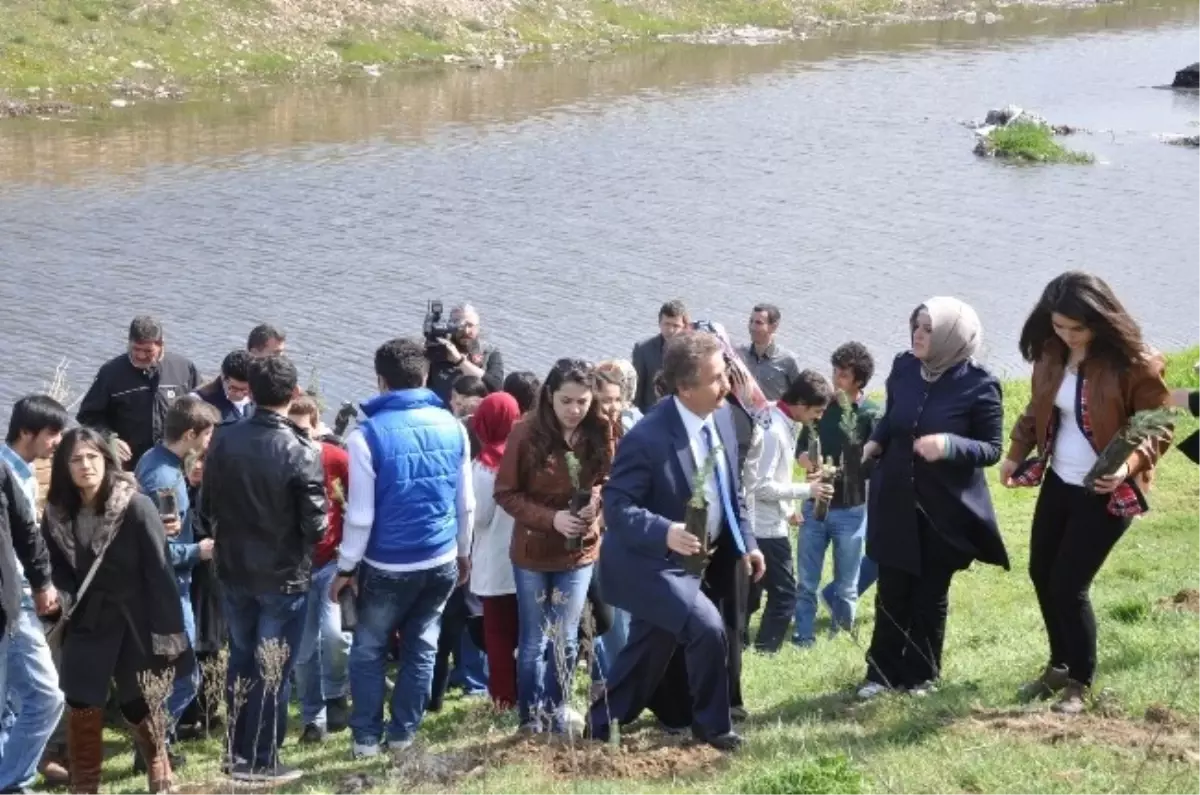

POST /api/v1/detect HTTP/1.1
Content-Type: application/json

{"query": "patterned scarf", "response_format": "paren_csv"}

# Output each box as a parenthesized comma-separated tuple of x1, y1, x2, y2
(1010, 371, 1147, 518)
(707, 323, 772, 428)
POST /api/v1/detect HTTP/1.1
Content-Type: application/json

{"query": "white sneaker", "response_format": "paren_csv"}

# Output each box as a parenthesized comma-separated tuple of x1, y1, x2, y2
(352, 743, 381, 759)
(856, 681, 890, 701)
(388, 738, 415, 761)
(909, 681, 938, 697)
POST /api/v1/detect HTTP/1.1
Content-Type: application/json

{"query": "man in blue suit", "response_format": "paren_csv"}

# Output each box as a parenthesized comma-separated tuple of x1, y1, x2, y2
(589, 332, 765, 751)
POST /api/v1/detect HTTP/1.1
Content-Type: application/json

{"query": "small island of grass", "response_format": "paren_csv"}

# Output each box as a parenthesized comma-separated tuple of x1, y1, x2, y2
(975, 121, 1095, 164)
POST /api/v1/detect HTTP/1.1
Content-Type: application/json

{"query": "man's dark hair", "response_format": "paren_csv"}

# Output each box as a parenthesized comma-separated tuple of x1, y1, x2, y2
(452, 375, 488, 399)
(128, 315, 163, 343)
(164, 395, 221, 443)
(248, 355, 299, 408)
(752, 303, 782, 326)
(658, 299, 688, 321)
(661, 332, 722, 394)
(375, 338, 428, 391)
(502, 371, 541, 414)
(247, 323, 286, 352)
(830, 342, 875, 389)
(782, 369, 835, 408)
(220, 349, 253, 382)
(6, 394, 68, 445)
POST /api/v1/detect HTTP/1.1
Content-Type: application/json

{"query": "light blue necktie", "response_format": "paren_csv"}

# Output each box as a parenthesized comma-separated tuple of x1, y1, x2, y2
(702, 424, 746, 555)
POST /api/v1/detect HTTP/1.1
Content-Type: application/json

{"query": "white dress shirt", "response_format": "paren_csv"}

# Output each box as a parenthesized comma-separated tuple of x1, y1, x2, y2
(338, 421, 475, 573)
(744, 405, 815, 539)
(673, 397, 726, 541)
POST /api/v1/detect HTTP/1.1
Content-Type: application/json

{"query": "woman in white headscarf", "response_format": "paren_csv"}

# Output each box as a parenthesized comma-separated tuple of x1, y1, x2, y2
(856, 297, 1010, 700)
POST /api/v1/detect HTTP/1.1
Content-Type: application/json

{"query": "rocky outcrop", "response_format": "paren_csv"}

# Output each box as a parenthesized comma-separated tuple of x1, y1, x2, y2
(1172, 63, 1199, 90)
(1160, 133, 1200, 148)
(973, 105, 1081, 136)
(0, 98, 74, 118)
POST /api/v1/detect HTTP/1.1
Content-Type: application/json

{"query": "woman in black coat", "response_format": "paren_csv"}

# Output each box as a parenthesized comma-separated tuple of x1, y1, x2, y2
(858, 297, 1009, 700)
(42, 427, 192, 794)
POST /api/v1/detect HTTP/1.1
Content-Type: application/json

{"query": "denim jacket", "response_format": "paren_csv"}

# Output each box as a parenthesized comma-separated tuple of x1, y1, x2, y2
(135, 444, 199, 590)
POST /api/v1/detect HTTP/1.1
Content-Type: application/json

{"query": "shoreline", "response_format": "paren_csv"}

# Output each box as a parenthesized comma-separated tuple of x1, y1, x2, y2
(0, 0, 1149, 117)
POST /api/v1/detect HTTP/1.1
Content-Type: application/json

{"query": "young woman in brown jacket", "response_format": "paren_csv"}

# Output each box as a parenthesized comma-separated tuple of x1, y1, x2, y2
(494, 358, 615, 733)
(1001, 271, 1172, 714)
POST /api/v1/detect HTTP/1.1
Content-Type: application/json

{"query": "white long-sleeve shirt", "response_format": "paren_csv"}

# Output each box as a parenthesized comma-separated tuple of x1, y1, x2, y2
(745, 405, 814, 539)
(338, 422, 475, 573)
(468, 462, 516, 597)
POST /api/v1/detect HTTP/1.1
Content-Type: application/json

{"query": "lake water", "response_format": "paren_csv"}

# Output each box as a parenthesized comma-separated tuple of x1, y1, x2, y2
(0, 0, 1196, 414)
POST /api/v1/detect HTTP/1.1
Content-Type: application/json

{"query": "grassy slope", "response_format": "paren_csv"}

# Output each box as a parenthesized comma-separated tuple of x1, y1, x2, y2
(0, 0, 943, 96)
(102, 350, 1199, 794)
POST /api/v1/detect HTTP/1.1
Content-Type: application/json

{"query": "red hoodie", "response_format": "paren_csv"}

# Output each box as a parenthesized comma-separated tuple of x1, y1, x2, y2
(313, 442, 349, 568)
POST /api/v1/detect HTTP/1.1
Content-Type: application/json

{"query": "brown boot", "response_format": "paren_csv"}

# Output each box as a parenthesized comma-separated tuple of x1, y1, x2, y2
(1051, 679, 1089, 715)
(66, 706, 105, 794)
(1017, 664, 1069, 703)
(128, 716, 174, 793)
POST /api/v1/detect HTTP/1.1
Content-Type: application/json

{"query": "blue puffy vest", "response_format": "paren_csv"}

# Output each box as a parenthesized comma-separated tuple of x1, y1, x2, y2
(359, 389, 464, 567)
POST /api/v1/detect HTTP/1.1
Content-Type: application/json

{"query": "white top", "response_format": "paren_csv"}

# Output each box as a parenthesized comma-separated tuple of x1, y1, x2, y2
(673, 397, 726, 541)
(1051, 370, 1098, 487)
(468, 462, 516, 597)
(744, 406, 815, 539)
(338, 421, 475, 573)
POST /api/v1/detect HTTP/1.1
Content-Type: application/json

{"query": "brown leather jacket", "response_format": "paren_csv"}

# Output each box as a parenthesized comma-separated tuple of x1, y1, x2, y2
(494, 420, 608, 572)
(1007, 343, 1172, 489)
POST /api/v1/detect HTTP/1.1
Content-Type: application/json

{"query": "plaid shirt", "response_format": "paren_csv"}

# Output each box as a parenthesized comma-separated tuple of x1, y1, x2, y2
(1011, 373, 1147, 518)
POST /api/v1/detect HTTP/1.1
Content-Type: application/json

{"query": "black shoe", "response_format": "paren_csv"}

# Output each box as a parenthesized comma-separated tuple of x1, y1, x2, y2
(730, 706, 749, 723)
(658, 722, 689, 736)
(134, 746, 186, 774)
(326, 697, 350, 733)
(299, 723, 328, 744)
(229, 762, 303, 785)
(694, 730, 744, 752)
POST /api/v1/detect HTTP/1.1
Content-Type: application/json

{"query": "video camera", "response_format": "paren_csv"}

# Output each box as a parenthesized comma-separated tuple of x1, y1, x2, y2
(423, 300, 463, 359)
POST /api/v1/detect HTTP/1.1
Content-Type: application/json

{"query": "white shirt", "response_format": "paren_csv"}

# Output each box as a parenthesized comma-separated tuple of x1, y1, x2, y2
(673, 397, 726, 541)
(468, 462, 516, 597)
(1051, 370, 1098, 487)
(338, 421, 475, 573)
(745, 406, 815, 539)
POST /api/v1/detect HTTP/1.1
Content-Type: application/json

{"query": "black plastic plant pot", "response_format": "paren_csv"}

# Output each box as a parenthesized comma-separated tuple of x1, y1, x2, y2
(681, 504, 709, 576)
(1083, 437, 1139, 492)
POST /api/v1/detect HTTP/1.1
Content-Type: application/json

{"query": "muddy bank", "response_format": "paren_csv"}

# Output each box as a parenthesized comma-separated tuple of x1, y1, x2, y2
(0, 0, 1162, 115)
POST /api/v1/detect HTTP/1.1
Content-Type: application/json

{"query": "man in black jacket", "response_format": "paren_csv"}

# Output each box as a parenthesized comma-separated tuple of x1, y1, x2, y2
(630, 300, 689, 414)
(199, 355, 326, 785)
(426, 304, 504, 405)
(0, 459, 61, 792)
(77, 316, 199, 469)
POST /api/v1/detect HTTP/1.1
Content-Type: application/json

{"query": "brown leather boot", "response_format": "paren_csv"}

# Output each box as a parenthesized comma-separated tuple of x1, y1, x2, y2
(66, 706, 104, 794)
(128, 716, 174, 794)
(1017, 664, 1070, 703)
(1052, 679, 1089, 716)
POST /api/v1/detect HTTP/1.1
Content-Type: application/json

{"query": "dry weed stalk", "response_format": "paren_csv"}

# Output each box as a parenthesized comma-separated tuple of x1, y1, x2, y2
(43, 357, 79, 409)
(202, 648, 229, 736)
(252, 638, 291, 771)
(136, 668, 175, 742)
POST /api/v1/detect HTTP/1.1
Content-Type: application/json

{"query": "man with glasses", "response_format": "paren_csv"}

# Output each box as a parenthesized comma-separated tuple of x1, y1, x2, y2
(76, 315, 200, 469)
(426, 304, 504, 406)
(195, 349, 255, 425)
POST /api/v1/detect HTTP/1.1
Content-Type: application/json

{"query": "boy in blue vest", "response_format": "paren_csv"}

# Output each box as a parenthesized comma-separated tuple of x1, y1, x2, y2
(331, 338, 475, 760)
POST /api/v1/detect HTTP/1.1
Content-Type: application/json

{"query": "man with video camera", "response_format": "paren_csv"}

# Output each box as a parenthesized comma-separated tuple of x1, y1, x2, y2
(425, 303, 505, 406)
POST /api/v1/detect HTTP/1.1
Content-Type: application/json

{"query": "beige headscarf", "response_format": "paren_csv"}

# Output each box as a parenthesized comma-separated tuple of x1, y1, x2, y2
(912, 296, 982, 381)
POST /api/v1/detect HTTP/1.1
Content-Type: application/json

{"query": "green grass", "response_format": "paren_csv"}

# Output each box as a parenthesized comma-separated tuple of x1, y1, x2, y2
(98, 350, 1199, 794)
(982, 122, 1096, 164)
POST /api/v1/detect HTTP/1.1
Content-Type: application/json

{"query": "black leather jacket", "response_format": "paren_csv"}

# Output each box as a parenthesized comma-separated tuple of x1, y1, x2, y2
(199, 411, 327, 595)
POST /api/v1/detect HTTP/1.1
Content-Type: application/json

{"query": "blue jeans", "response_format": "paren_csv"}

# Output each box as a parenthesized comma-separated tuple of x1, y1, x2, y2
(512, 565, 592, 728)
(0, 604, 64, 791)
(449, 632, 488, 695)
(166, 596, 200, 736)
(295, 562, 351, 728)
(223, 586, 308, 769)
(822, 555, 879, 630)
(794, 504, 866, 644)
(592, 607, 630, 682)
(348, 561, 456, 748)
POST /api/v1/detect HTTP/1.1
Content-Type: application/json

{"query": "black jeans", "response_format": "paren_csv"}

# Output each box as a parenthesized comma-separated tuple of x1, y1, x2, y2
(865, 518, 963, 689)
(1029, 469, 1130, 686)
(746, 537, 797, 653)
(429, 585, 469, 712)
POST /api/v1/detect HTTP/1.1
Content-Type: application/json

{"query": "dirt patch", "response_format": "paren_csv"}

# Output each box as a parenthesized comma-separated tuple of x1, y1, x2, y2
(1157, 588, 1200, 613)
(965, 707, 1199, 762)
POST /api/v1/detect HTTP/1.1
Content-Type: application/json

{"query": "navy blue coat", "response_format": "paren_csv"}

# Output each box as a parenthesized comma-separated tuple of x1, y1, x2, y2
(599, 399, 757, 635)
(867, 353, 1009, 576)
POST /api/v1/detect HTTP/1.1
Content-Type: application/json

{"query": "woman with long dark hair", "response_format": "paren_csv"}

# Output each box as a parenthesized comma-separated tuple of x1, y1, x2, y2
(1002, 271, 1172, 714)
(858, 297, 1009, 700)
(494, 358, 615, 733)
(42, 427, 192, 793)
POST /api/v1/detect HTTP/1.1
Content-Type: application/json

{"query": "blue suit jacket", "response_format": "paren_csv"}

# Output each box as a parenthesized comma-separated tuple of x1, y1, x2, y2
(598, 398, 756, 635)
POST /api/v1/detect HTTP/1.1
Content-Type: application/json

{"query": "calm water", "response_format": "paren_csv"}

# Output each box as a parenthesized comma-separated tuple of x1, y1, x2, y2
(0, 0, 1196, 414)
